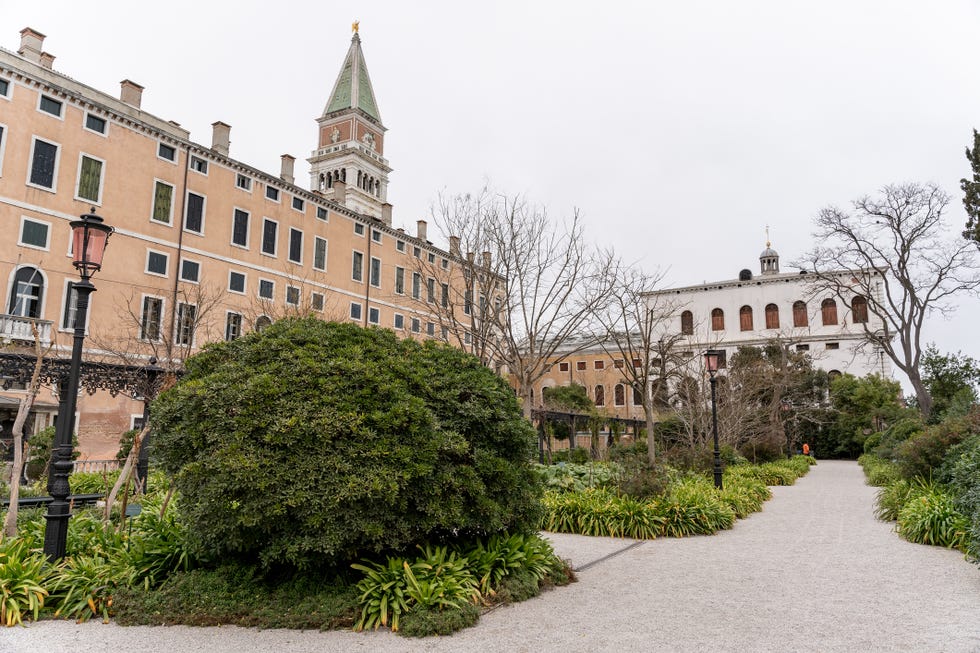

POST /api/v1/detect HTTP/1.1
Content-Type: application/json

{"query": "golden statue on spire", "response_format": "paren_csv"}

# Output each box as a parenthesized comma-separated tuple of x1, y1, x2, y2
(352, 20, 359, 34)
(765, 224, 771, 248)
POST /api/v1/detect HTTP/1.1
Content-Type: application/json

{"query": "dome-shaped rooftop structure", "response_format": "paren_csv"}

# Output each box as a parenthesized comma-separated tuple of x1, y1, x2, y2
(760, 229, 779, 275)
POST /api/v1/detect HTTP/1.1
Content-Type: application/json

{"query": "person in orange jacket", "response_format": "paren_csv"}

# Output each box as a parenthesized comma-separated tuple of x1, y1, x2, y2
(802, 442, 810, 456)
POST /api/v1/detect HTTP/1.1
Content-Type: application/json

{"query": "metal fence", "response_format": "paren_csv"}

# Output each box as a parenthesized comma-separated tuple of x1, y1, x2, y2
(72, 459, 121, 474)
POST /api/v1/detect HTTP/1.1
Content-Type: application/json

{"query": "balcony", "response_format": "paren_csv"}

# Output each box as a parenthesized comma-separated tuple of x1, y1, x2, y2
(0, 315, 53, 345)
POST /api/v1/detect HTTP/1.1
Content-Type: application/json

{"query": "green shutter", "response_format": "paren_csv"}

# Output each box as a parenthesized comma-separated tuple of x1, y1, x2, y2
(77, 156, 102, 202)
(153, 182, 172, 223)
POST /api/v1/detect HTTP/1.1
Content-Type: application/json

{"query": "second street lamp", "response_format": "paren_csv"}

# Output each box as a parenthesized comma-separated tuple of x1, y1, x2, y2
(43, 209, 113, 560)
(704, 349, 724, 490)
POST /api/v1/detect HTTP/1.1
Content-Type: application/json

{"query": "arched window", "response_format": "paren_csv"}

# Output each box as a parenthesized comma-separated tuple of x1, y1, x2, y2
(711, 308, 724, 331)
(326, 175, 333, 189)
(828, 369, 842, 381)
(594, 385, 605, 407)
(765, 303, 779, 329)
(318, 173, 326, 191)
(793, 301, 807, 327)
(851, 296, 868, 324)
(8, 267, 44, 318)
(614, 384, 625, 407)
(739, 305, 753, 331)
(340, 168, 346, 182)
(255, 315, 272, 332)
(680, 310, 694, 335)
(821, 298, 838, 326)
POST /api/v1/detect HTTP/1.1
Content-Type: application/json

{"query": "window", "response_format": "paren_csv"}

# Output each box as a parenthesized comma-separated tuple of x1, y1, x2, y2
(594, 385, 605, 407)
(84, 113, 107, 135)
(821, 299, 838, 326)
(441, 326, 449, 340)
(711, 308, 725, 331)
(286, 286, 300, 306)
(0, 78, 9, 97)
(175, 303, 197, 346)
(464, 331, 472, 345)
(180, 259, 200, 283)
(412, 272, 421, 299)
(372, 229, 382, 243)
(441, 283, 449, 308)
(394, 313, 404, 329)
(559, 362, 569, 372)
(396, 240, 405, 252)
(793, 301, 808, 327)
(369, 307, 380, 325)
(765, 303, 780, 329)
(594, 360, 605, 370)
(411, 317, 421, 333)
(288, 228, 303, 264)
(413, 246, 421, 258)
(8, 268, 43, 318)
(262, 219, 278, 256)
(189, 156, 208, 174)
(258, 279, 274, 300)
(39, 95, 63, 117)
(851, 296, 869, 324)
(739, 305, 754, 331)
(395, 267, 405, 294)
(614, 359, 625, 369)
(225, 313, 242, 341)
(681, 310, 694, 335)
(441, 259, 449, 270)
(369, 257, 381, 287)
(76, 155, 104, 203)
(576, 361, 587, 371)
(614, 384, 626, 407)
(231, 209, 249, 247)
(796, 344, 810, 352)
(157, 143, 176, 162)
(61, 282, 79, 330)
(19, 218, 50, 250)
(316, 206, 328, 221)
(427, 252, 436, 264)
(152, 181, 174, 224)
(146, 250, 168, 276)
(229, 271, 246, 294)
(313, 237, 328, 271)
(311, 292, 324, 312)
(29, 138, 59, 189)
(140, 296, 163, 340)
(350, 302, 362, 321)
(255, 315, 272, 332)
(292, 196, 304, 211)
(715, 350, 728, 369)
(0, 124, 5, 176)
(235, 173, 251, 191)
(184, 192, 205, 234)
(354, 223, 365, 236)
(265, 185, 280, 201)
(464, 290, 473, 315)
(426, 278, 435, 303)
(352, 251, 364, 282)
(633, 385, 643, 405)
(426, 322, 435, 336)
(825, 342, 840, 350)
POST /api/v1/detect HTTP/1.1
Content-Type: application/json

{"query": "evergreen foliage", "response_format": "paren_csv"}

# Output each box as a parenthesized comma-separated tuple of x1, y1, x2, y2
(960, 128, 980, 245)
(151, 318, 542, 571)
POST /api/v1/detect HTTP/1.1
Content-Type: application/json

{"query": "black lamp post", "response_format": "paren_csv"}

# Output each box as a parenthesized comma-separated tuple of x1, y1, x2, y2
(704, 349, 724, 490)
(781, 399, 793, 459)
(43, 209, 112, 560)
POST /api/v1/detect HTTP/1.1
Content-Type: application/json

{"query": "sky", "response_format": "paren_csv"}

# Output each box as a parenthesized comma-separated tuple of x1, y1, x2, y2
(5, 0, 980, 374)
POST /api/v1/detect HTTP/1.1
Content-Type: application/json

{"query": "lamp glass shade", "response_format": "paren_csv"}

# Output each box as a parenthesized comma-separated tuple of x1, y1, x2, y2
(70, 213, 112, 276)
(704, 350, 721, 373)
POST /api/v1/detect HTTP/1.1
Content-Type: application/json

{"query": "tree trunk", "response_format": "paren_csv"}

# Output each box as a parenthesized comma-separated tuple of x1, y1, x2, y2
(644, 404, 656, 468)
(104, 424, 148, 523)
(907, 367, 933, 420)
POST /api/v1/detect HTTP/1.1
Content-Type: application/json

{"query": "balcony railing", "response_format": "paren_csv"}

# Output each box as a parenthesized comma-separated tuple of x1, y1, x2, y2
(0, 315, 53, 345)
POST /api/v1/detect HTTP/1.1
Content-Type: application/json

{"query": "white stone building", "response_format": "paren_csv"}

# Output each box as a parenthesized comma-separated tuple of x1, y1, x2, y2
(644, 242, 891, 378)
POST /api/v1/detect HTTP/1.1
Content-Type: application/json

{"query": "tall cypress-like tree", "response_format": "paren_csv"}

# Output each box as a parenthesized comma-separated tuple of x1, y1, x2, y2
(960, 129, 980, 245)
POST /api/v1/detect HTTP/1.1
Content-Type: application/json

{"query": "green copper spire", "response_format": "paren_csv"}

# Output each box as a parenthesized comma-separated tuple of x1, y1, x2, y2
(324, 31, 382, 124)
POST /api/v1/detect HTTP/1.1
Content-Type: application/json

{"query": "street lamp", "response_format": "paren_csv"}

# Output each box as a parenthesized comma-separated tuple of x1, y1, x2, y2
(780, 399, 792, 459)
(43, 209, 112, 560)
(704, 349, 724, 490)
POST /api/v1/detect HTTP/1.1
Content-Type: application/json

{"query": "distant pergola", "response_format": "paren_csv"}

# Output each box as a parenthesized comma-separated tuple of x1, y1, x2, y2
(530, 408, 645, 463)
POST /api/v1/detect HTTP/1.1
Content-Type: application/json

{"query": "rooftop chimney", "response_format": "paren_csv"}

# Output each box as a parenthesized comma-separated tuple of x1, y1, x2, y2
(120, 79, 144, 108)
(482, 251, 492, 268)
(280, 154, 295, 185)
(333, 180, 347, 205)
(417, 219, 428, 242)
(381, 202, 393, 227)
(466, 251, 475, 265)
(449, 236, 461, 258)
(39, 52, 55, 69)
(211, 121, 231, 156)
(18, 28, 44, 64)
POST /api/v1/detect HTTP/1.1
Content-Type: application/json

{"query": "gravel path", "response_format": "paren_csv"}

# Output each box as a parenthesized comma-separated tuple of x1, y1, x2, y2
(3, 460, 979, 652)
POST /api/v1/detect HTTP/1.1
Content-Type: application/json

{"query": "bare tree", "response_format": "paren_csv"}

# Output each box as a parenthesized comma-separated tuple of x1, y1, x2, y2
(431, 185, 613, 417)
(799, 182, 980, 418)
(2, 324, 48, 537)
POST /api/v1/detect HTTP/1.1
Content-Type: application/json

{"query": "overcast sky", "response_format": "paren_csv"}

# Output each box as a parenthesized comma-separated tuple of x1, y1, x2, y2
(6, 0, 980, 373)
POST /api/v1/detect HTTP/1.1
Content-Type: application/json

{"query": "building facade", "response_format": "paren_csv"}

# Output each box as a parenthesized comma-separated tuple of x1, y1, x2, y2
(0, 27, 491, 460)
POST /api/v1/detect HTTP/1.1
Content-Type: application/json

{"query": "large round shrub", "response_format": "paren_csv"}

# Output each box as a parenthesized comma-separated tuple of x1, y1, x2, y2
(151, 318, 542, 571)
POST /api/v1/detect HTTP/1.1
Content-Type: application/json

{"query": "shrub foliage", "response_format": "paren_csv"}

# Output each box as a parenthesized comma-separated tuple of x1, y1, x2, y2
(151, 319, 542, 570)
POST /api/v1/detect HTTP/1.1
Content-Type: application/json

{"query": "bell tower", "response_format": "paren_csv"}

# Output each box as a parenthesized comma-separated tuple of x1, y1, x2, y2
(309, 23, 391, 219)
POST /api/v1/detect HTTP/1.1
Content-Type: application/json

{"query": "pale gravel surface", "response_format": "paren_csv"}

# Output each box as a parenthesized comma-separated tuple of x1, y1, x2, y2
(3, 460, 979, 653)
